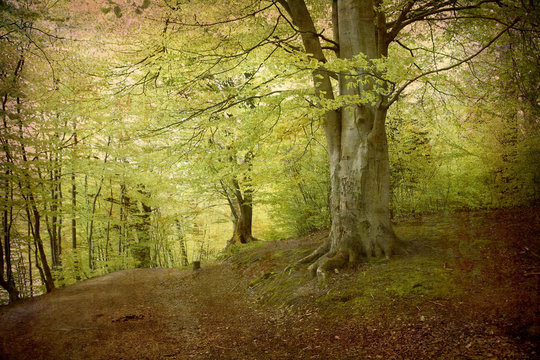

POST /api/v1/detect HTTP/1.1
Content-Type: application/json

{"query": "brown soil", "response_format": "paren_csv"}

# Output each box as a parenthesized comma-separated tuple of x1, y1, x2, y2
(0, 208, 538, 359)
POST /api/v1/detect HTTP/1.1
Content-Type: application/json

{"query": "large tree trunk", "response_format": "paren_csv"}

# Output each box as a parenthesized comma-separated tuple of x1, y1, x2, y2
(286, 0, 396, 277)
(221, 155, 257, 247)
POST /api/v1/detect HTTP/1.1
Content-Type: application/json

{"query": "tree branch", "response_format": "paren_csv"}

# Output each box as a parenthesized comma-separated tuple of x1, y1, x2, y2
(387, 0, 501, 40)
(164, 2, 275, 27)
(388, 16, 520, 106)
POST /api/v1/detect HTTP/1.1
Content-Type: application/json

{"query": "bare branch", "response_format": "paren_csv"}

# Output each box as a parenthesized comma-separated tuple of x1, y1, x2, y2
(163, 2, 275, 27)
(388, 16, 520, 106)
(386, 0, 416, 43)
(387, 0, 501, 39)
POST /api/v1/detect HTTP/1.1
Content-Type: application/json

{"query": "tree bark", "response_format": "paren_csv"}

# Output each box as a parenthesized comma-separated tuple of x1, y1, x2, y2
(286, 0, 397, 277)
(0, 187, 19, 302)
(1, 134, 19, 302)
(226, 178, 256, 246)
(230, 185, 255, 245)
(176, 221, 189, 267)
(25, 202, 55, 293)
(132, 200, 153, 268)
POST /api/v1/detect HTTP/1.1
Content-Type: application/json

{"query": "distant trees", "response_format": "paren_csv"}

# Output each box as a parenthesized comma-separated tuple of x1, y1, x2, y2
(386, 1, 540, 216)
(1, 0, 59, 300)
(0, 0, 193, 303)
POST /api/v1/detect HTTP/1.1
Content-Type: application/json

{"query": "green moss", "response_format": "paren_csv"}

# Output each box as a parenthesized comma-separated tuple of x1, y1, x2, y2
(270, 248, 313, 263)
(248, 272, 276, 288)
(225, 233, 463, 318)
(221, 240, 267, 266)
(251, 270, 311, 306)
(227, 240, 266, 255)
(316, 255, 462, 317)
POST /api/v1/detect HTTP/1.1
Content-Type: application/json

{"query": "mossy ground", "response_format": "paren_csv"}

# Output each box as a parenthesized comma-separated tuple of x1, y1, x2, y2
(316, 255, 461, 318)
(231, 243, 463, 322)
(228, 208, 539, 348)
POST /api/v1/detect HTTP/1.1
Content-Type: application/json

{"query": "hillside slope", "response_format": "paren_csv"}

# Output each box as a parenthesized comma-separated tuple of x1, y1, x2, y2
(1, 208, 538, 359)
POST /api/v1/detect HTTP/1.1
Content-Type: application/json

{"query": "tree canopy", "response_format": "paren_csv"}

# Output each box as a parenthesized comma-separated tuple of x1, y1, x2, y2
(0, 0, 539, 301)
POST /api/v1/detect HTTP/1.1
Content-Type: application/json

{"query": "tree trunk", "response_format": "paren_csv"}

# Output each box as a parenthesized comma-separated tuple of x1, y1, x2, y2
(71, 167, 77, 249)
(1, 72, 20, 302)
(105, 186, 114, 262)
(28, 222, 33, 297)
(25, 203, 55, 293)
(231, 192, 254, 244)
(71, 131, 78, 249)
(1, 202, 19, 303)
(56, 161, 63, 263)
(132, 200, 153, 268)
(227, 179, 256, 246)
(286, 0, 396, 277)
(1, 154, 19, 302)
(176, 221, 189, 267)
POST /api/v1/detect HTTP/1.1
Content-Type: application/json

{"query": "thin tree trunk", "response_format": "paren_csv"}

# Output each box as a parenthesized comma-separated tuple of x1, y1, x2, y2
(32, 241, 46, 292)
(28, 222, 33, 297)
(47, 160, 59, 268)
(119, 184, 127, 255)
(0, 184, 19, 302)
(71, 132, 78, 249)
(25, 202, 55, 293)
(105, 185, 113, 262)
(176, 221, 189, 266)
(57, 161, 63, 263)
(87, 181, 102, 270)
(87, 137, 111, 270)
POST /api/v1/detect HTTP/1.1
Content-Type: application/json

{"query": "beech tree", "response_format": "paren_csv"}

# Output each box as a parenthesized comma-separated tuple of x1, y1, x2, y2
(281, 0, 535, 276)
(149, 0, 535, 276)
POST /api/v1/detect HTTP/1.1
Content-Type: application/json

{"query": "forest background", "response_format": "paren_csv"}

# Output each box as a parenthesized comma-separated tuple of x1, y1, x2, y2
(1, 0, 539, 303)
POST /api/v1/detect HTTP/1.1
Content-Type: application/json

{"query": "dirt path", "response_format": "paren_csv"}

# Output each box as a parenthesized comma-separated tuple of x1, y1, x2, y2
(0, 265, 287, 360)
(1, 263, 537, 360)
(2, 264, 357, 360)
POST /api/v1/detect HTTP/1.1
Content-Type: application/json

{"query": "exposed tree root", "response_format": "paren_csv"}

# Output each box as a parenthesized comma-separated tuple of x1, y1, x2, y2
(307, 250, 349, 280)
(297, 241, 330, 265)
(283, 241, 330, 274)
(291, 225, 398, 280)
(225, 235, 259, 251)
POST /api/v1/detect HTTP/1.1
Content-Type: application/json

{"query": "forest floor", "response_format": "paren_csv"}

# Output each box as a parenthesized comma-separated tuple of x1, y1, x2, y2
(0, 207, 539, 360)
